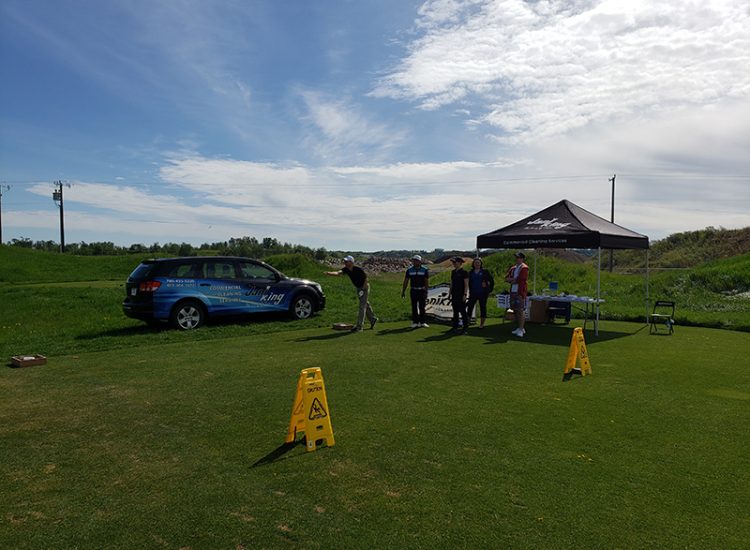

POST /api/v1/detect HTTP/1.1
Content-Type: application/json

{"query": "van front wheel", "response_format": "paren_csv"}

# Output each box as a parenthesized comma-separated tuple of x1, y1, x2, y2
(291, 295, 314, 320)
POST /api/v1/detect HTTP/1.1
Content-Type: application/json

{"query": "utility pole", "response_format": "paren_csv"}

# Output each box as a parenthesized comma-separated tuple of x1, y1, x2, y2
(608, 174, 616, 272)
(52, 180, 65, 253)
(0, 184, 10, 244)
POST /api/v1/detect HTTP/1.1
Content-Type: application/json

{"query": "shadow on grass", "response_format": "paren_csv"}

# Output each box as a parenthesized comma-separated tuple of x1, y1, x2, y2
(294, 331, 355, 342)
(421, 322, 641, 347)
(75, 311, 315, 341)
(375, 326, 417, 336)
(75, 324, 164, 340)
(419, 327, 467, 342)
(562, 369, 589, 382)
(252, 440, 304, 467)
(647, 329, 675, 336)
(251, 438, 326, 467)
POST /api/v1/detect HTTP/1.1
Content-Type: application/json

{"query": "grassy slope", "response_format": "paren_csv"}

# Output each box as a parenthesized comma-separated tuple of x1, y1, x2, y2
(0, 246, 147, 284)
(1, 322, 748, 548)
(614, 226, 750, 268)
(1, 248, 749, 363)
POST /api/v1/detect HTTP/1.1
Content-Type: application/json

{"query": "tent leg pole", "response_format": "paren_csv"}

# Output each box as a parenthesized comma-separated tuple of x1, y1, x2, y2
(533, 253, 537, 295)
(596, 248, 601, 336)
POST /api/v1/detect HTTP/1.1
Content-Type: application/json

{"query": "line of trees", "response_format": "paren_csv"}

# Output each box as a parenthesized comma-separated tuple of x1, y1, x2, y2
(6, 236, 329, 260)
(9, 226, 747, 267)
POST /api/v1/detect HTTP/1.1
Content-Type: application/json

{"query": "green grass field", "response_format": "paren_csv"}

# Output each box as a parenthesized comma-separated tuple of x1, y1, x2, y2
(3, 321, 750, 548)
(1, 248, 749, 548)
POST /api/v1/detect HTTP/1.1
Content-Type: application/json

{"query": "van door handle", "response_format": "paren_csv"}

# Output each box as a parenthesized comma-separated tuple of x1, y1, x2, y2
(200, 283, 211, 287)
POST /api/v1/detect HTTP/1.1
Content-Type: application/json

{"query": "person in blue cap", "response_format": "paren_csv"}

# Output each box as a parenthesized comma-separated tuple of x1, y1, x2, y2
(401, 254, 430, 328)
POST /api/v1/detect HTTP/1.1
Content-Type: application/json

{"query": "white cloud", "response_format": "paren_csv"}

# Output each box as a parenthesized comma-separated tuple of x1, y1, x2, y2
(10, 149, 750, 250)
(299, 91, 408, 162)
(331, 160, 500, 180)
(374, 0, 750, 143)
(160, 156, 310, 206)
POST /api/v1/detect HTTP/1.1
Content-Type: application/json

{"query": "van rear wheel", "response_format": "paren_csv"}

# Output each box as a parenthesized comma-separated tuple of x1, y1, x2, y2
(170, 300, 205, 330)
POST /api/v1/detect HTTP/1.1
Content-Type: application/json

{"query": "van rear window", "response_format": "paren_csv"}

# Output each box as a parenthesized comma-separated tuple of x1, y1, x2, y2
(128, 263, 155, 280)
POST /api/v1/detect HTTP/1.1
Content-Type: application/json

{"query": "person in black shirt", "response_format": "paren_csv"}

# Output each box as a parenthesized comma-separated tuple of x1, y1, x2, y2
(449, 256, 469, 334)
(325, 255, 378, 332)
(466, 257, 494, 329)
(401, 254, 430, 328)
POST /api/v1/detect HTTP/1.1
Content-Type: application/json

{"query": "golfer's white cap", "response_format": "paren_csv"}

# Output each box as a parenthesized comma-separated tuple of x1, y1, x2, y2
(343, 255, 355, 263)
(412, 254, 422, 261)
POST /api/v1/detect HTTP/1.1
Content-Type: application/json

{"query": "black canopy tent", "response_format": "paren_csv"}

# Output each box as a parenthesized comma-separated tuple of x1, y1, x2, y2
(476, 199, 650, 334)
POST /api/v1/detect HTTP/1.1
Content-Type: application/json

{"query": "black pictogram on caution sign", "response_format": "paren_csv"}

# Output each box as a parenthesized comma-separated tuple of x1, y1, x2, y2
(309, 397, 328, 420)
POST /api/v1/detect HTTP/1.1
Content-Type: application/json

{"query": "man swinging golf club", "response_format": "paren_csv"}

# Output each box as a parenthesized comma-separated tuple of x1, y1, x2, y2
(325, 256, 378, 332)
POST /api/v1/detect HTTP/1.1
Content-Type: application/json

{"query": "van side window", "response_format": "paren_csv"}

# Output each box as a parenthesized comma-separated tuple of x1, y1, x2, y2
(239, 262, 276, 280)
(165, 262, 202, 278)
(206, 261, 237, 279)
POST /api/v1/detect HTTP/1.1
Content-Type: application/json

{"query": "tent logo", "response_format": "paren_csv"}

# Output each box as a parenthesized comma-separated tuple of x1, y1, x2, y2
(526, 217, 571, 230)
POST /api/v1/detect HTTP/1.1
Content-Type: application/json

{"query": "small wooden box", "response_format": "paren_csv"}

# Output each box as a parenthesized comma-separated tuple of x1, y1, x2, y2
(528, 300, 549, 323)
(10, 354, 47, 368)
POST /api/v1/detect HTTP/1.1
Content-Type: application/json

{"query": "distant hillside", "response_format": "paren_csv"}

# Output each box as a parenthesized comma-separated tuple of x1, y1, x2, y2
(0, 245, 144, 284)
(615, 227, 750, 269)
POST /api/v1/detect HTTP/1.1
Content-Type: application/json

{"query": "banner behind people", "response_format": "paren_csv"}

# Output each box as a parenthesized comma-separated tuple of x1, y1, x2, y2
(426, 284, 476, 322)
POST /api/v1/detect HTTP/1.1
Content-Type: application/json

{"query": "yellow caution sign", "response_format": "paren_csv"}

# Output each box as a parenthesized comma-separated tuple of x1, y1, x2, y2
(285, 367, 335, 452)
(286, 372, 307, 443)
(563, 327, 592, 381)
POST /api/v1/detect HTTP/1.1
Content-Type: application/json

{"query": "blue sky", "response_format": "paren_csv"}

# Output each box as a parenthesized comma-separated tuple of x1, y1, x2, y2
(2, 0, 749, 251)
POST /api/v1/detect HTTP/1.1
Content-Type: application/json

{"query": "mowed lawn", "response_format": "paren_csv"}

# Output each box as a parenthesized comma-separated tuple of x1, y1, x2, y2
(2, 320, 749, 549)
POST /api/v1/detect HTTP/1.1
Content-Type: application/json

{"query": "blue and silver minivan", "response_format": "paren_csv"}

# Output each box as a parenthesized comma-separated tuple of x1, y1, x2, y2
(123, 256, 325, 330)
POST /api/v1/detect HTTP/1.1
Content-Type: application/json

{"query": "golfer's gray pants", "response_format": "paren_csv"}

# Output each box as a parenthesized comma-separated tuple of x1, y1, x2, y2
(356, 285, 376, 328)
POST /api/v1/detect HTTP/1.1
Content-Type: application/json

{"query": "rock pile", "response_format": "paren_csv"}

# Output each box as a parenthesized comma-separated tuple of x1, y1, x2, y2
(361, 256, 411, 273)
(325, 256, 423, 273)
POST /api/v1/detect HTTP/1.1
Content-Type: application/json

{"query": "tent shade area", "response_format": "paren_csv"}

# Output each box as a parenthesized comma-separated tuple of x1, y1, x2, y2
(476, 199, 649, 335)
(476, 199, 649, 250)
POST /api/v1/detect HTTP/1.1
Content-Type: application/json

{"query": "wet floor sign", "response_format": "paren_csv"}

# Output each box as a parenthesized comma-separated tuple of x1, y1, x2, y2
(563, 327, 592, 381)
(285, 367, 335, 451)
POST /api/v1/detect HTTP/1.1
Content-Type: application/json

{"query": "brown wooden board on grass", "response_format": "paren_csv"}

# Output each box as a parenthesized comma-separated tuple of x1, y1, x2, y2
(10, 354, 47, 368)
(528, 300, 549, 323)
